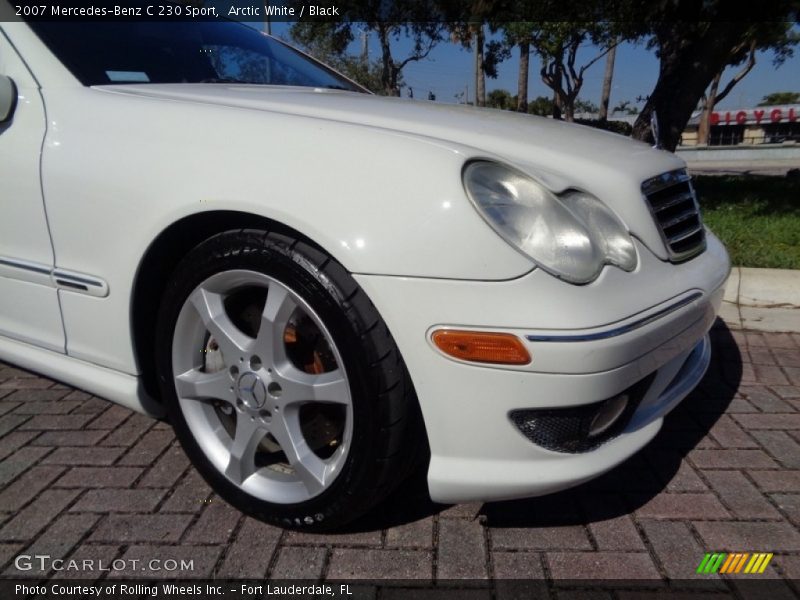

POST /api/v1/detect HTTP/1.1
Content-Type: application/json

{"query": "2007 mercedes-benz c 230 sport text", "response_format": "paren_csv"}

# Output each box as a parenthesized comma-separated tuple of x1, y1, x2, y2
(0, 13, 730, 529)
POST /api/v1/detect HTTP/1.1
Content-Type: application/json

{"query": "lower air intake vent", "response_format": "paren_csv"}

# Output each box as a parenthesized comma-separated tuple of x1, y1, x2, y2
(509, 373, 655, 453)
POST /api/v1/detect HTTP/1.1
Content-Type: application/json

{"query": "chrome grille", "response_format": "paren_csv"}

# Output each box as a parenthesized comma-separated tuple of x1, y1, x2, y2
(642, 169, 706, 261)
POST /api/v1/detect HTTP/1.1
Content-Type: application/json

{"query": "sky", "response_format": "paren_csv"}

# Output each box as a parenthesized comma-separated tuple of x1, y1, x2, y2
(266, 22, 800, 111)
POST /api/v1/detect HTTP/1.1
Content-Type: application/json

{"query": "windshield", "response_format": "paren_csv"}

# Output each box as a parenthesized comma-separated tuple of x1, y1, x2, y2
(29, 20, 363, 91)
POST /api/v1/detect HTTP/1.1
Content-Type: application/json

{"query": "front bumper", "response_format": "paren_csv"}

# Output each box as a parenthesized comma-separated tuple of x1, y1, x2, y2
(353, 231, 730, 504)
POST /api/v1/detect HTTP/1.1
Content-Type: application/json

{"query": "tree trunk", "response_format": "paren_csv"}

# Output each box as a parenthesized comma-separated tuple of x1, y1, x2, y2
(697, 71, 722, 146)
(389, 66, 402, 97)
(360, 30, 368, 65)
(517, 42, 529, 112)
(697, 41, 757, 146)
(563, 91, 576, 122)
(378, 25, 394, 96)
(632, 23, 751, 152)
(551, 59, 563, 120)
(599, 43, 617, 122)
(474, 25, 485, 107)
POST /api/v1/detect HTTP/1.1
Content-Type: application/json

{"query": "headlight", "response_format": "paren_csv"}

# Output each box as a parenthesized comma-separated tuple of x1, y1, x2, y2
(463, 161, 637, 284)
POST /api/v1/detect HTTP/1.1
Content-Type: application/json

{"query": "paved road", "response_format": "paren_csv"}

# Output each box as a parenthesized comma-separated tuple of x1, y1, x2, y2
(0, 325, 799, 592)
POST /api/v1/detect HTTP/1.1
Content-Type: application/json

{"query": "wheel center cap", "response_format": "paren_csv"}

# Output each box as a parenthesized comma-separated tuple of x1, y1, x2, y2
(236, 372, 267, 409)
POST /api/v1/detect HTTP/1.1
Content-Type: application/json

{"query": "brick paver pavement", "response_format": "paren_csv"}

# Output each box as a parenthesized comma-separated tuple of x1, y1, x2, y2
(1, 325, 799, 592)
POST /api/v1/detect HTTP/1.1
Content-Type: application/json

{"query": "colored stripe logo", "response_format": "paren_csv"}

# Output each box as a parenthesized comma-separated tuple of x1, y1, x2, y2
(697, 552, 773, 574)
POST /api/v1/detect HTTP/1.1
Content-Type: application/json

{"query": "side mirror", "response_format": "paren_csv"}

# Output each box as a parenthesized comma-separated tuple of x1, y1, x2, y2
(0, 75, 18, 123)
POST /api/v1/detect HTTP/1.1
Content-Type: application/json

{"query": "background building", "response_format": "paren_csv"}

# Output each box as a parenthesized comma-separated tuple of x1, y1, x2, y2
(681, 105, 800, 146)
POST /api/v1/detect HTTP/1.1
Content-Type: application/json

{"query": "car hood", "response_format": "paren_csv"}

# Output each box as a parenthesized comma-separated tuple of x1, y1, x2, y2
(98, 84, 680, 181)
(97, 84, 685, 258)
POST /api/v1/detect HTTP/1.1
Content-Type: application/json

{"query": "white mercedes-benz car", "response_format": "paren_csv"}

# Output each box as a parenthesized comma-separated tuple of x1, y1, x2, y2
(0, 15, 729, 530)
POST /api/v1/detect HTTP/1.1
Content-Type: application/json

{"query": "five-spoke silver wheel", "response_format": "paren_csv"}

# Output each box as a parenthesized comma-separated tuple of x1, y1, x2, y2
(171, 270, 353, 504)
(157, 230, 421, 529)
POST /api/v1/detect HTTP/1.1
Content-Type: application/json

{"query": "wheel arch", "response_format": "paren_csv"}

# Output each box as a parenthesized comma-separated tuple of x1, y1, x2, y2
(131, 210, 329, 401)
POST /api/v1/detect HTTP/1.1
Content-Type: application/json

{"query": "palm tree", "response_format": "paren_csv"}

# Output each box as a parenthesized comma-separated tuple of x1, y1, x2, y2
(599, 42, 617, 122)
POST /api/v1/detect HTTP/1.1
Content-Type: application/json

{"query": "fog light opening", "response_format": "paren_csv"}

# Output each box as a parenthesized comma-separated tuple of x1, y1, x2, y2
(588, 393, 629, 438)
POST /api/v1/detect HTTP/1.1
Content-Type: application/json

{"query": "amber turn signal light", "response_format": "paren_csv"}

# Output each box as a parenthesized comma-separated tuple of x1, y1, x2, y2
(431, 330, 531, 365)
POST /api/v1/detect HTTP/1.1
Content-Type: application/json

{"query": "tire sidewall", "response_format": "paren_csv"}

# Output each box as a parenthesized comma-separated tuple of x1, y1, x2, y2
(155, 232, 378, 530)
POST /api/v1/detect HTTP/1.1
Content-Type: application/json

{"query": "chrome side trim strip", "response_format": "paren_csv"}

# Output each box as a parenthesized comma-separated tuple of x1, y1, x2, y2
(525, 292, 703, 343)
(53, 270, 103, 287)
(0, 255, 109, 298)
(0, 256, 54, 287)
(52, 268, 108, 296)
(0, 256, 50, 275)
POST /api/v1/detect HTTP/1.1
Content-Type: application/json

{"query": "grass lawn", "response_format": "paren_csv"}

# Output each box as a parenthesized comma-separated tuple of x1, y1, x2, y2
(693, 174, 800, 269)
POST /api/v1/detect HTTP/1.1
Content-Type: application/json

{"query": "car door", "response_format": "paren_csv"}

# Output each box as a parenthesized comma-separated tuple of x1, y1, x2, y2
(0, 28, 65, 352)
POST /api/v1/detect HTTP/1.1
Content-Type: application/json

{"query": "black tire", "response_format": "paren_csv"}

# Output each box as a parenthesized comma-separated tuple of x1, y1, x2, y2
(154, 229, 423, 531)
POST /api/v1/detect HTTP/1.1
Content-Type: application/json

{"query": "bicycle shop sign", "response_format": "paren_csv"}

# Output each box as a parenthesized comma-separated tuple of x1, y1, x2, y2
(711, 106, 798, 126)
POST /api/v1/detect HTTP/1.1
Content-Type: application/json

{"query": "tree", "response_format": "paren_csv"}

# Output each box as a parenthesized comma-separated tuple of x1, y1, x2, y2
(695, 24, 797, 145)
(474, 25, 486, 106)
(373, 21, 444, 96)
(446, 0, 506, 107)
(527, 95, 554, 116)
(487, 88, 515, 110)
(342, 58, 406, 93)
(613, 100, 639, 115)
(529, 22, 621, 121)
(497, 22, 537, 112)
(758, 91, 800, 105)
(575, 98, 599, 113)
(289, 6, 444, 96)
(630, 0, 800, 151)
(449, 24, 506, 107)
(286, 23, 400, 92)
(695, 41, 756, 146)
(487, 6, 636, 117)
(598, 42, 617, 122)
(287, 22, 353, 61)
(515, 33, 530, 112)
